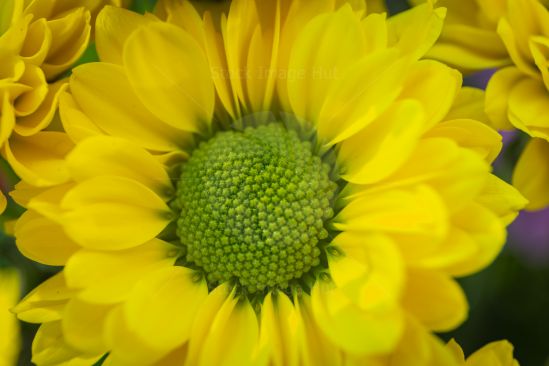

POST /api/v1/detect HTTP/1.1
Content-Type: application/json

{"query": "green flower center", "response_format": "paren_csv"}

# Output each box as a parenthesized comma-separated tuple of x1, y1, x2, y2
(173, 124, 337, 294)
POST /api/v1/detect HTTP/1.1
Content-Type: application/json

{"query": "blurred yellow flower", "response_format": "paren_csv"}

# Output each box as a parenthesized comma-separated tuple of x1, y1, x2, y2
(0, 269, 20, 366)
(482, 0, 549, 210)
(0, 0, 128, 190)
(11, 1, 524, 365)
(411, 0, 509, 73)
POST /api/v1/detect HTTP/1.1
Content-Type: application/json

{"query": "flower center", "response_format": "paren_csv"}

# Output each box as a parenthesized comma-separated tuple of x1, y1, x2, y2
(173, 124, 337, 293)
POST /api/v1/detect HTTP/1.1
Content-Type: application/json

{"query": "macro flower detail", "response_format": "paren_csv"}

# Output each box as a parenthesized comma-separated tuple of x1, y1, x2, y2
(481, 0, 549, 210)
(9, 1, 526, 365)
(0, 0, 128, 189)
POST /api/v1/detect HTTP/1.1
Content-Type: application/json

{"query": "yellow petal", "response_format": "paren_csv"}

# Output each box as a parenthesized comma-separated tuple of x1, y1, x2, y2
(311, 279, 404, 355)
(338, 100, 424, 184)
(124, 22, 214, 133)
(66, 135, 173, 198)
(427, 25, 508, 72)
(61, 299, 112, 353)
(387, 316, 460, 366)
(465, 340, 518, 366)
(387, 3, 445, 60)
(476, 175, 527, 225)
(186, 284, 259, 366)
(485, 67, 524, 130)
(400, 60, 461, 130)
(335, 185, 447, 239)
(330, 232, 404, 309)
(446, 339, 465, 363)
(0, 191, 6, 213)
(513, 138, 549, 211)
(0, 0, 22, 35)
(402, 268, 467, 332)
(426, 119, 502, 163)
(294, 294, 343, 366)
(60, 176, 171, 250)
(42, 7, 91, 80)
(96, 6, 155, 64)
(124, 267, 208, 357)
(316, 51, 412, 145)
(286, 5, 366, 129)
(0, 93, 15, 146)
(19, 18, 51, 65)
(379, 138, 489, 214)
(11, 63, 48, 122)
(445, 87, 489, 123)
(15, 210, 80, 266)
(70, 62, 190, 152)
(65, 239, 177, 304)
(0, 268, 20, 366)
(3, 131, 73, 186)
(508, 77, 549, 140)
(58, 90, 103, 143)
(443, 202, 506, 276)
(32, 321, 103, 366)
(497, 17, 538, 77)
(13, 272, 73, 323)
(256, 292, 299, 366)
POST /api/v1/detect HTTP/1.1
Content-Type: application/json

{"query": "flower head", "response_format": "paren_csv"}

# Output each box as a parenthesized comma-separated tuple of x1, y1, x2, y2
(12, 1, 525, 365)
(0, 0, 128, 188)
(480, 0, 549, 210)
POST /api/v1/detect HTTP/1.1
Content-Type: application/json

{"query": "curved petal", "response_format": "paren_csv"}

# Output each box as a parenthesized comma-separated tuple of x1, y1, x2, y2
(96, 6, 155, 65)
(513, 138, 549, 211)
(286, 5, 366, 129)
(14, 79, 68, 136)
(61, 299, 112, 354)
(330, 232, 404, 309)
(124, 22, 214, 133)
(256, 292, 299, 366)
(13, 272, 73, 323)
(402, 268, 467, 332)
(335, 184, 447, 238)
(3, 131, 73, 187)
(70, 62, 191, 152)
(311, 278, 404, 355)
(443, 202, 506, 276)
(58, 90, 103, 143)
(15, 210, 80, 266)
(399, 60, 462, 130)
(186, 284, 259, 366)
(123, 267, 208, 356)
(66, 135, 173, 198)
(425, 119, 502, 163)
(466, 341, 518, 366)
(508, 77, 549, 140)
(65, 239, 177, 304)
(338, 100, 424, 184)
(485, 66, 525, 130)
(60, 176, 172, 250)
(387, 3, 445, 60)
(32, 321, 103, 366)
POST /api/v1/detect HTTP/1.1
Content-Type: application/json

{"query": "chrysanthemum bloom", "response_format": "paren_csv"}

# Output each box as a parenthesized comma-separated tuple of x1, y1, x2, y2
(0, 269, 21, 366)
(482, 0, 549, 210)
(0, 0, 128, 188)
(12, 1, 525, 365)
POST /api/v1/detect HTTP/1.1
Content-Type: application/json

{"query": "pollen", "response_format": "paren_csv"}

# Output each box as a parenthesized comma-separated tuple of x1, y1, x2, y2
(173, 124, 337, 293)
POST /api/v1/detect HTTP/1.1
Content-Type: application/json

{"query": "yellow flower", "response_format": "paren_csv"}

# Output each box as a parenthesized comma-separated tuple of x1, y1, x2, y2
(410, 0, 509, 73)
(481, 0, 549, 210)
(0, 0, 128, 188)
(11, 1, 525, 365)
(0, 269, 21, 366)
